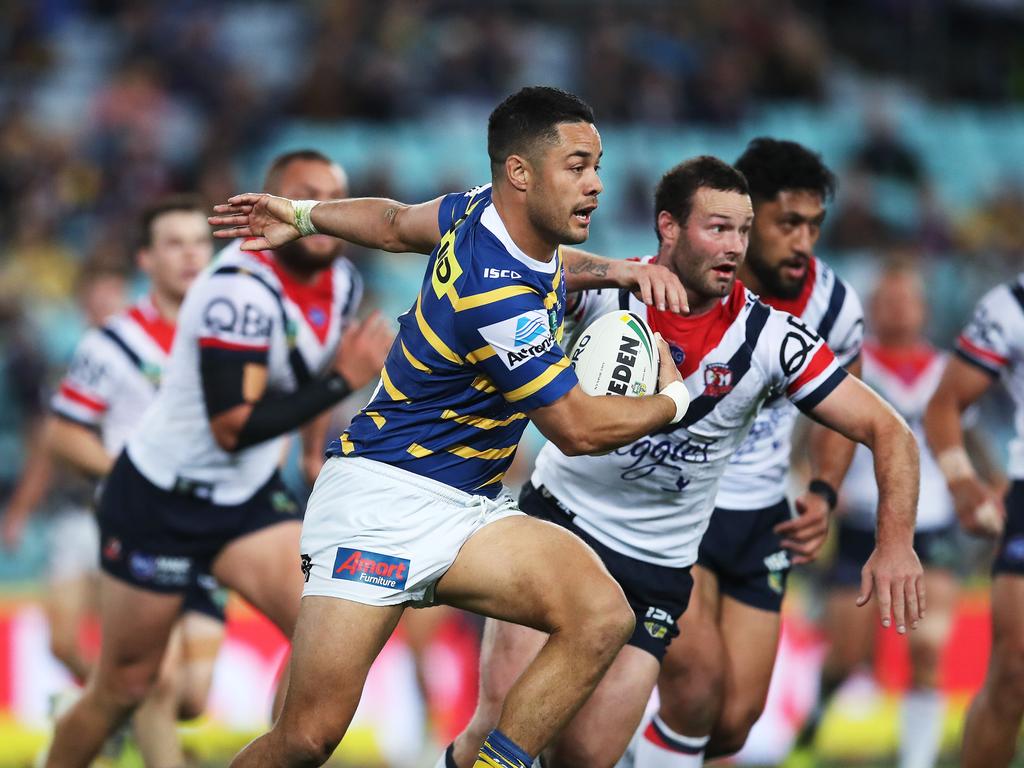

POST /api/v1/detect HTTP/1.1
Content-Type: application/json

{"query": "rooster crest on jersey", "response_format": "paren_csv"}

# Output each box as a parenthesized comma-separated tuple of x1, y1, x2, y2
(703, 363, 733, 396)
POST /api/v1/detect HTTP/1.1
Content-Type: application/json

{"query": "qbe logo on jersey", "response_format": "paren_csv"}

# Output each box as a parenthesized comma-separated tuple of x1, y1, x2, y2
(332, 547, 410, 590)
(478, 309, 556, 371)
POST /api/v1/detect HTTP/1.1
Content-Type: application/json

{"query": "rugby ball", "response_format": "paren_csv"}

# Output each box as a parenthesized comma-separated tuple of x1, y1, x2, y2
(570, 311, 659, 397)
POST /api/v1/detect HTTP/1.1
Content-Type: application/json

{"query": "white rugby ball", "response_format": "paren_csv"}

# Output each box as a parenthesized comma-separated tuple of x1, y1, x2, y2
(570, 310, 659, 397)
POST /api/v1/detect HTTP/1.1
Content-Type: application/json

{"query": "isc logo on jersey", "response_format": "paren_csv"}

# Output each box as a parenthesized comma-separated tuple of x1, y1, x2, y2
(571, 311, 659, 398)
(479, 309, 557, 371)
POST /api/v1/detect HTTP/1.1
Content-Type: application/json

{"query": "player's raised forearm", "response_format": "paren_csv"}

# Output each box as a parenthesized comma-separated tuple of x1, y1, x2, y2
(923, 378, 969, 458)
(309, 197, 441, 254)
(530, 386, 676, 456)
(49, 417, 114, 478)
(562, 247, 688, 313)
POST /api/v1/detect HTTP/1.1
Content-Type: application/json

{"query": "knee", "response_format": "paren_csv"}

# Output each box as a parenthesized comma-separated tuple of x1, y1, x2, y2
(569, 584, 635, 660)
(909, 643, 942, 690)
(277, 724, 343, 768)
(989, 640, 1024, 715)
(49, 634, 79, 669)
(658, 646, 725, 732)
(99, 667, 158, 713)
(177, 689, 208, 721)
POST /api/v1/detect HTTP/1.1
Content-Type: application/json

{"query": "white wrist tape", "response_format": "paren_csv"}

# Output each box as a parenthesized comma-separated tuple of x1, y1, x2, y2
(659, 380, 691, 424)
(292, 200, 320, 237)
(937, 446, 976, 484)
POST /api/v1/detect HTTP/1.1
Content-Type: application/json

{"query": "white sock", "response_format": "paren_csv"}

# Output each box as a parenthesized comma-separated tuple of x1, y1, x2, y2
(899, 688, 945, 768)
(633, 715, 708, 768)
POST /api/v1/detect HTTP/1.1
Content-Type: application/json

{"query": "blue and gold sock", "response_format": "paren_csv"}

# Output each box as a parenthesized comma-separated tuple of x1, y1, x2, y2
(474, 728, 534, 768)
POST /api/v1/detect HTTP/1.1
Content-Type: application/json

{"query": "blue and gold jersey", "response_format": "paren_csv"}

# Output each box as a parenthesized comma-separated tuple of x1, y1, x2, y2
(327, 185, 578, 497)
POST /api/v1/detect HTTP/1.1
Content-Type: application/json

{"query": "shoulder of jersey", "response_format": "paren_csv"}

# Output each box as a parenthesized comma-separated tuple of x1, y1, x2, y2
(208, 241, 283, 291)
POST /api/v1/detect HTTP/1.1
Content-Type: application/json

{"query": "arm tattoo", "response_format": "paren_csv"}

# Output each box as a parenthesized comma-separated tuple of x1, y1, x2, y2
(383, 206, 399, 225)
(566, 257, 610, 277)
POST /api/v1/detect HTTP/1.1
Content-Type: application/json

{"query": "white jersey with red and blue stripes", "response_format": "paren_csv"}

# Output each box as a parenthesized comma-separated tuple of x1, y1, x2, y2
(532, 269, 847, 567)
(956, 274, 1024, 479)
(715, 256, 863, 510)
(51, 296, 175, 456)
(127, 242, 362, 505)
(842, 341, 954, 531)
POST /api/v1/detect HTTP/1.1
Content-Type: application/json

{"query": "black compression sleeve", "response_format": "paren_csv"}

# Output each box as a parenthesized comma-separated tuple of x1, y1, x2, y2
(234, 372, 352, 451)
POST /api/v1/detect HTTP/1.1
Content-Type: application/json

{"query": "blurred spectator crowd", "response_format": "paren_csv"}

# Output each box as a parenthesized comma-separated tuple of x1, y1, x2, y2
(3, 0, 1024, 512)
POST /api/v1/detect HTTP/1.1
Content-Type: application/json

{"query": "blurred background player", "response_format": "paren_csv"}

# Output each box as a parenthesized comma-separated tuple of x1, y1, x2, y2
(2, 265, 128, 683)
(43, 150, 393, 768)
(790, 262, 982, 768)
(43, 196, 227, 767)
(633, 139, 865, 767)
(448, 155, 922, 768)
(925, 273, 1024, 768)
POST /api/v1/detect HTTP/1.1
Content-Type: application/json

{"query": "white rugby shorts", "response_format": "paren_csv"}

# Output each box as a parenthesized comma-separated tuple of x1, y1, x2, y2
(301, 456, 523, 606)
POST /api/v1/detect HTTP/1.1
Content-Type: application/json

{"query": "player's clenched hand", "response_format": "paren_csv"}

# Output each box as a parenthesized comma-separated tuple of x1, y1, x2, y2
(857, 540, 925, 634)
(619, 261, 689, 315)
(775, 491, 830, 564)
(209, 194, 301, 251)
(654, 332, 683, 392)
(335, 311, 394, 390)
(949, 475, 1005, 537)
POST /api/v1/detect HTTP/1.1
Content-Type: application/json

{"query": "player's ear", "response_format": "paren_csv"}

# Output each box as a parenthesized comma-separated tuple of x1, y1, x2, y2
(656, 210, 680, 247)
(505, 154, 530, 192)
(136, 247, 153, 276)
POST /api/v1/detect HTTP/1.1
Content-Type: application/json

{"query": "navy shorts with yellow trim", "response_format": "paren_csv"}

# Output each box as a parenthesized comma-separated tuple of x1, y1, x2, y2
(697, 500, 793, 612)
(519, 482, 693, 661)
(97, 452, 302, 598)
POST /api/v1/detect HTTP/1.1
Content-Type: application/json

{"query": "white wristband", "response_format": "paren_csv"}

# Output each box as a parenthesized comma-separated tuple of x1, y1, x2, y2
(659, 380, 691, 424)
(292, 200, 320, 237)
(937, 446, 976, 484)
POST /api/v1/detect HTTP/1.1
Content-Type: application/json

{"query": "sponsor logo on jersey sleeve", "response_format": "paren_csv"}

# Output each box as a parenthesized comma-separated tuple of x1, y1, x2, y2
(478, 310, 556, 370)
(332, 547, 410, 590)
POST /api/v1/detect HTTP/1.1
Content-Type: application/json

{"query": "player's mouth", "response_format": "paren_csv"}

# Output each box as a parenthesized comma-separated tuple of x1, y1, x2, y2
(711, 262, 737, 278)
(572, 204, 597, 226)
(780, 257, 808, 282)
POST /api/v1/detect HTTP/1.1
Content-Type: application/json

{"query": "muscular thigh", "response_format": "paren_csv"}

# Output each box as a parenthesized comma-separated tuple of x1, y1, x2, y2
(435, 515, 625, 631)
(660, 565, 723, 687)
(991, 575, 1024, 653)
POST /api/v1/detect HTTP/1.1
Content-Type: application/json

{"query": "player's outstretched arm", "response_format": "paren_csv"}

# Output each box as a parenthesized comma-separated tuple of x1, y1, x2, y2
(529, 333, 687, 455)
(924, 356, 1004, 536)
(562, 246, 689, 314)
(777, 356, 864, 564)
(209, 194, 445, 255)
(808, 375, 924, 633)
(49, 415, 114, 478)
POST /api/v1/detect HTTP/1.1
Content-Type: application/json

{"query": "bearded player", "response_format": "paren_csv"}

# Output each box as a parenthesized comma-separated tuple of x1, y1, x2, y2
(443, 154, 923, 768)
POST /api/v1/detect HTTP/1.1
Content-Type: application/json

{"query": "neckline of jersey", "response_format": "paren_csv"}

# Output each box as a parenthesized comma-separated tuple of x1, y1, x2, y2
(251, 249, 336, 344)
(127, 295, 176, 354)
(480, 203, 558, 274)
(864, 338, 938, 385)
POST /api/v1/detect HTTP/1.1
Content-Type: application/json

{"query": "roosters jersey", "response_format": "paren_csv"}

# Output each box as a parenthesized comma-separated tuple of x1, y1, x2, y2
(956, 275, 1024, 479)
(51, 296, 175, 456)
(127, 242, 362, 505)
(716, 256, 863, 509)
(532, 272, 847, 567)
(842, 341, 954, 531)
(328, 185, 577, 497)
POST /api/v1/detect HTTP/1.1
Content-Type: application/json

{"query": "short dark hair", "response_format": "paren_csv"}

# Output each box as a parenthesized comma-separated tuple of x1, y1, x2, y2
(140, 194, 207, 247)
(654, 156, 749, 241)
(734, 138, 836, 203)
(263, 149, 335, 192)
(487, 86, 595, 171)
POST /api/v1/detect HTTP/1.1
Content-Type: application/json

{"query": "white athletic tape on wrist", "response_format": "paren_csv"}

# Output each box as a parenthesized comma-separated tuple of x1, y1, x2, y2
(659, 380, 690, 424)
(292, 200, 320, 237)
(937, 446, 975, 484)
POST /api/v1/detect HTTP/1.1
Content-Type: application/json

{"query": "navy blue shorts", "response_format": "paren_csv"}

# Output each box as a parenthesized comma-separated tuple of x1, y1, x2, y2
(829, 520, 960, 588)
(697, 499, 792, 613)
(183, 573, 228, 623)
(993, 480, 1024, 576)
(519, 483, 693, 661)
(98, 452, 302, 597)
